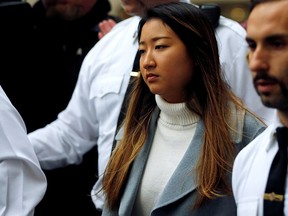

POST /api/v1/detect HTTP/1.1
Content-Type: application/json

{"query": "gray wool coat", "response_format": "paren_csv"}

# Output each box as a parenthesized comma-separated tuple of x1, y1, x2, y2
(102, 106, 266, 216)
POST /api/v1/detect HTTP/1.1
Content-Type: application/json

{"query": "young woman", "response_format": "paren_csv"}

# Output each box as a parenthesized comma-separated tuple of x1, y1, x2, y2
(101, 2, 266, 215)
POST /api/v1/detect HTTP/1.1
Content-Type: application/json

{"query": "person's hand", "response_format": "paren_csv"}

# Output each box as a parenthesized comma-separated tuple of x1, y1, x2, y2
(98, 19, 117, 40)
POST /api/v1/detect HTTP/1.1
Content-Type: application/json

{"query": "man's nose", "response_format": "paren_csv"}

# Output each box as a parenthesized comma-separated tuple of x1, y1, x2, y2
(248, 46, 269, 73)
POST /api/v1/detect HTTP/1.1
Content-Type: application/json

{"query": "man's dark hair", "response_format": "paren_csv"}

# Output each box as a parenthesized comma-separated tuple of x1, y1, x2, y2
(250, 0, 282, 11)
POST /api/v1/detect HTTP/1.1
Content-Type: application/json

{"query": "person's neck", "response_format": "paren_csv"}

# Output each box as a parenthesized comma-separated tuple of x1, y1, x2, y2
(277, 110, 288, 127)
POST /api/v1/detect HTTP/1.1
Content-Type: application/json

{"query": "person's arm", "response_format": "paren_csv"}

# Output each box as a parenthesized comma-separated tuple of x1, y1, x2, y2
(0, 86, 46, 216)
(28, 55, 100, 169)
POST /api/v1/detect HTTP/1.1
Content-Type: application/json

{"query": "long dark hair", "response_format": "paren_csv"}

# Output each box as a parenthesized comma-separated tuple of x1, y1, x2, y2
(102, 2, 250, 209)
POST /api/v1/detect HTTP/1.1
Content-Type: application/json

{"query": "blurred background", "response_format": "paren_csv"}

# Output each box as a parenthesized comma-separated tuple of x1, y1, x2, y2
(26, 0, 251, 24)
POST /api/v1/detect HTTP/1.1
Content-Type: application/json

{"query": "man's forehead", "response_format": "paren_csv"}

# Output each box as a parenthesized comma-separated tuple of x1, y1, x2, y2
(250, 0, 288, 16)
(247, 1, 288, 34)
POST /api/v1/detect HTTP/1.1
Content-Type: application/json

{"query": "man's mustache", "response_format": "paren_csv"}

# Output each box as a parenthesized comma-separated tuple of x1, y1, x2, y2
(253, 73, 278, 84)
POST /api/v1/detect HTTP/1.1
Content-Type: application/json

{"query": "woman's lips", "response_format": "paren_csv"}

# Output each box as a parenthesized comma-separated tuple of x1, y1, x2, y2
(146, 73, 158, 82)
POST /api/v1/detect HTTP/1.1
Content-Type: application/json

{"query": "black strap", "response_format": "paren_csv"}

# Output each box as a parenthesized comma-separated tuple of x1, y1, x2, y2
(200, 4, 221, 28)
(116, 51, 140, 131)
(111, 51, 140, 153)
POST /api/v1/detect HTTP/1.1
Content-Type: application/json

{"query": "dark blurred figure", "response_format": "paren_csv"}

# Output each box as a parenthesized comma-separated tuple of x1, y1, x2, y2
(0, 0, 120, 215)
(241, 0, 258, 29)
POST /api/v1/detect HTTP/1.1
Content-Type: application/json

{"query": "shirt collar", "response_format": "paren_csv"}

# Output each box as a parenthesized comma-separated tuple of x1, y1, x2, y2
(266, 115, 284, 152)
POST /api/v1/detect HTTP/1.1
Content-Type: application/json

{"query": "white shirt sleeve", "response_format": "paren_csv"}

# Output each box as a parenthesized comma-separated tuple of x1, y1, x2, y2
(0, 86, 47, 216)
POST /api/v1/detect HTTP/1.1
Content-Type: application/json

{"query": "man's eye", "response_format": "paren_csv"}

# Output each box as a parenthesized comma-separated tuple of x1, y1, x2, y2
(270, 40, 285, 48)
(247, 42, 256, 51)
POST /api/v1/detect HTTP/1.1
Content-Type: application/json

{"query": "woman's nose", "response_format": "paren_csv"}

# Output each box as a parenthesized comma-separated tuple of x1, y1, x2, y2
(141, 51, 156, 70)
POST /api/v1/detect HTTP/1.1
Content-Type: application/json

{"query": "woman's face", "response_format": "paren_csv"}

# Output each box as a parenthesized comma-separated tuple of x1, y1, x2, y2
(139, 18, 194, 103)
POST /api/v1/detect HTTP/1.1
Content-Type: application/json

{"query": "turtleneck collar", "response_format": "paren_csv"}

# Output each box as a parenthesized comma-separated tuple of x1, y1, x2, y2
(155, 95, 199, 127)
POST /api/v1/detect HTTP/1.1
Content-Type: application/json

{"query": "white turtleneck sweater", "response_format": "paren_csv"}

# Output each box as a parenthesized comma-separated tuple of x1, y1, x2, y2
(132, 95, 200, 216)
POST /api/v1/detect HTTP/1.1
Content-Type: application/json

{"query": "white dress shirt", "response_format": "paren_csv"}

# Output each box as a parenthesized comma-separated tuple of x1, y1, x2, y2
(232, 116, 288, 215)
(28, 1, 276, 211)
(0, 86, 47, 216)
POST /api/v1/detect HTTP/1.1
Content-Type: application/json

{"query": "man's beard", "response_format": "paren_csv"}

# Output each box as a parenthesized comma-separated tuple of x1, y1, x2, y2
(254, 73, 288, 110)
(46, 5, 82, 21)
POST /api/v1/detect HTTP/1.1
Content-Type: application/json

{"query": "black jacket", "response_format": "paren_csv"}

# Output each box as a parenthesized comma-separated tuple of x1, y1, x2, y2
(0, 1, 120, 215)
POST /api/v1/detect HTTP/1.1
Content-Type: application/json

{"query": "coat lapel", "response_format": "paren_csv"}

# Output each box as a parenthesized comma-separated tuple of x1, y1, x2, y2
(118, 110, 205, 215)
(118, 108, 160, 215)
(118, 104, 245, 215)
(153, 120, 205, 209)
(153, 105, 245, 209)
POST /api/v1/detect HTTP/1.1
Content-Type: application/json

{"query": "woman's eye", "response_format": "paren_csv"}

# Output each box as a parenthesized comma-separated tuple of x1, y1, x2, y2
(138, 49, 145, 55)
(155, 45, 167, 50)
